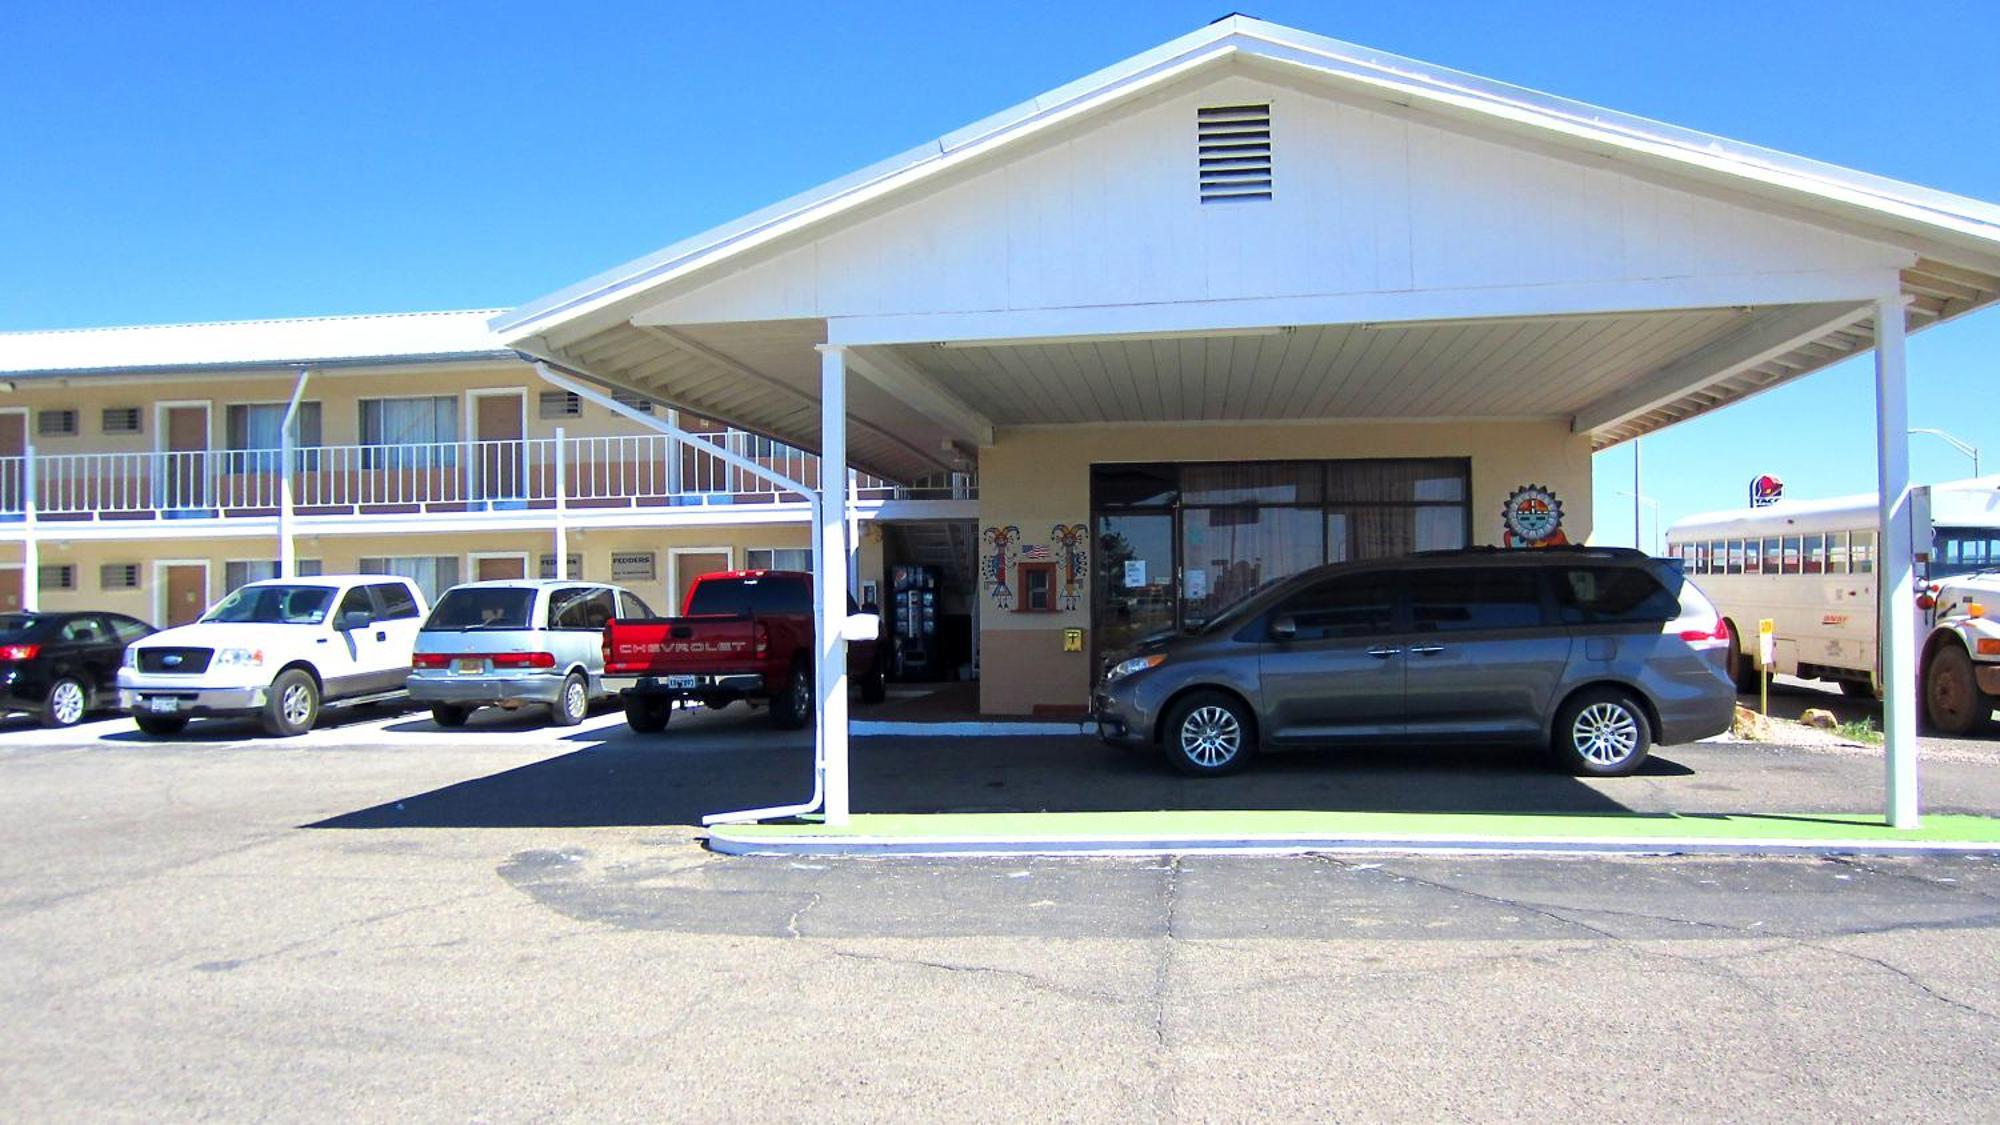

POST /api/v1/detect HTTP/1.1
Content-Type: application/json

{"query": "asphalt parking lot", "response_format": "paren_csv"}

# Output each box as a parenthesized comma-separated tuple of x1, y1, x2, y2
(4, 694, 2000, 1118)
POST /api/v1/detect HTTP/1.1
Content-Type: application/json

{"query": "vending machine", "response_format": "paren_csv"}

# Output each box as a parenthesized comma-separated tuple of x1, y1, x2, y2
(890, 564, 941, 680)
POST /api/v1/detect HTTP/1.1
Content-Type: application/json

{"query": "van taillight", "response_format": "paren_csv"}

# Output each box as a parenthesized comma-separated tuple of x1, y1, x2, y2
(1678, 619, 1729, 646)
(412, 652, 450, 669)
(490, 652, 556, 670)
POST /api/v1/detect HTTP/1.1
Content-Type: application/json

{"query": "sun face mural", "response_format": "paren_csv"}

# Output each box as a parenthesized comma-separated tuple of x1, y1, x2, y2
(1501, 484, 1569, 548)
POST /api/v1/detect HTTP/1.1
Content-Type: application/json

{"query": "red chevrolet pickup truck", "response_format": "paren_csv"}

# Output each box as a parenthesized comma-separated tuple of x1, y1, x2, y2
(602, 570, 885, 732)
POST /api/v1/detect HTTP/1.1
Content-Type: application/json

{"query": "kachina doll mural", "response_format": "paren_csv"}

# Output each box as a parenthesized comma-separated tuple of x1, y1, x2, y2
(981, 525, 1020, 609)
(1500, 484, 1570, 548)
(1051, 523, 1089, 611)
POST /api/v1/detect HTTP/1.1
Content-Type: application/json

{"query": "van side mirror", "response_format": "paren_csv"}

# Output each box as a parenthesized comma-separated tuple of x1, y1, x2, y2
(339, 609, 373, 631)
(1270, 615, 1298, 642)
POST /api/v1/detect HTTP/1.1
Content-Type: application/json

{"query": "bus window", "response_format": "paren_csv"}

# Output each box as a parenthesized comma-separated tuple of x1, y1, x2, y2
(1727, 539, 1746, 575)
(1695, 541, 1711, 575)
(1854, 532, 1875, 573)
(1803, 534, 1825, 574)
(1743, 538, 1761, 575)
(1829, 531, 1850, 573)
(1762, 537, 1782, 575)
(1781, 536, 1802, 575)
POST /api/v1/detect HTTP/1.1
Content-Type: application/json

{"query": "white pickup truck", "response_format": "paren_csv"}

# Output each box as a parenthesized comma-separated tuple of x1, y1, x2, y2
(118, 575, 428, 737)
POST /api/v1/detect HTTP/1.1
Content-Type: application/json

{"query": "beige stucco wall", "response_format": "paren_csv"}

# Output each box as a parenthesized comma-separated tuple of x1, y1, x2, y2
(975, 419, 1595, 714)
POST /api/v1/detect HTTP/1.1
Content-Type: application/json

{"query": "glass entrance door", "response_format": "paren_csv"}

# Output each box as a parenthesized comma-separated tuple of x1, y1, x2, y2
(1094, 512, 1175, 663)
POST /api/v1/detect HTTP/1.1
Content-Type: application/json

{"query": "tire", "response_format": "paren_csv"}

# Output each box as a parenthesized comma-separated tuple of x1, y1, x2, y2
(1161, 691, 1256, 777)
(42, 677, 87, 728)
(430, 704, 471, 729)
(859, 668, 887, 705)
(260, 668, 320, 737)
(1925, 643, 1995, 736)
(770, 660, 812, 730)
(1553, 687, 1653, 777)
(133, 713, 189, 737)
(623, 695, 672, 733)
(550, 673, 588, 727)
(1726, 625, 1760, 693)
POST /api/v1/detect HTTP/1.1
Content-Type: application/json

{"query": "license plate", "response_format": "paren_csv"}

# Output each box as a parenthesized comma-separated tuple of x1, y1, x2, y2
(455, 659, 483, 675)
(145, 698, 180, 714)
(665, 675, 698, 690)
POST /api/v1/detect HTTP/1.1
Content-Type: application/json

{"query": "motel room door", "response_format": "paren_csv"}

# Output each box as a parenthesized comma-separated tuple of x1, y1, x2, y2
(164, 565, 207, 627)
(475, 556, 528, 581)
(163, 405, 210, 511)
(474, 393, 525, 502)
(0, 412, 22, 513)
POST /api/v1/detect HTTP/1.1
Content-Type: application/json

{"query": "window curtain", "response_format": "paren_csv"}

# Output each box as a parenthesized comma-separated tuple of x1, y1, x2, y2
(361, 397, 457, 468)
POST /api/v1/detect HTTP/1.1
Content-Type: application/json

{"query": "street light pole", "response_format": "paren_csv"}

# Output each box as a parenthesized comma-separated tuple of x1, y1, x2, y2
(1909, 427, 1981, 477)
(1633, 437, 1644, 551)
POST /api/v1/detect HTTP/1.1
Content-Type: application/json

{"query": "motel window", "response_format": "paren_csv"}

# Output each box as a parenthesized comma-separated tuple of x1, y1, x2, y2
(227, 402, 323, 472)
(38, 564, 75, 590)
(359, 396, 458, 468)
(611, 389, 654, 414)
(538, 391, 581, 419)
(359, 556, 460, 604)
(99, 563, 140, 590)
(747, 548, 812, 572)
(224, 559, 323, 593)
(36, 410, 77, 438)
(101, 407, 142, 435)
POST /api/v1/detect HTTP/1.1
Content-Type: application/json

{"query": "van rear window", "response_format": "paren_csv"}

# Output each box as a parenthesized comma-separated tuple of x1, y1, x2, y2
(1552, 566, 1678, 625)
(425, 588, 536, 630)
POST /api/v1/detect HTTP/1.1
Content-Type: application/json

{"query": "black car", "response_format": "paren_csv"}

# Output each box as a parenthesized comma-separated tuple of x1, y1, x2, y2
(0, 611, 156, 727)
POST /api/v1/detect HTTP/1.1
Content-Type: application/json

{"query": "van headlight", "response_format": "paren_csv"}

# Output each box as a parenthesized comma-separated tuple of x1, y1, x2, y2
(1105, 654, 1166, 683)
(214, 648, 265, 668)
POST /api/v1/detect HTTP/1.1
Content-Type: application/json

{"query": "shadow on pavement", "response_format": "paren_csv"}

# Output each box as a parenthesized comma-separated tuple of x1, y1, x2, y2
(308, 713, 1665, 829)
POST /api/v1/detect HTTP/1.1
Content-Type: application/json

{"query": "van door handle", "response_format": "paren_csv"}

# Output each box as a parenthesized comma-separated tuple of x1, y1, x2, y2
(375, 630, 387, 642)
(1410, 644, 1445, 655)
(1365, 647, 1401, 659)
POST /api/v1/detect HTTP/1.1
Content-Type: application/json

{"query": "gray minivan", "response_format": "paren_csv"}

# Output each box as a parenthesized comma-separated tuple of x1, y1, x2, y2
(409, 580, 656, 727)
(1091, 547, 1736, 777)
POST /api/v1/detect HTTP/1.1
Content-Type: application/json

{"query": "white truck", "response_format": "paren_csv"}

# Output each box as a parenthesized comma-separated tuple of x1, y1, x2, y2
(1667, 475, 2000, 733)
(118, 575, 428, 737)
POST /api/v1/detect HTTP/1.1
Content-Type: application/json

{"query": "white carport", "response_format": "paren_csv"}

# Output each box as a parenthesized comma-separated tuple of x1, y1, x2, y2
(495, 16, 2000, 828)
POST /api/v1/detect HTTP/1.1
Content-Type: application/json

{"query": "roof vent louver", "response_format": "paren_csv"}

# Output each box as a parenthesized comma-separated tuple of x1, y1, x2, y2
(1198, 103, 1272, 204)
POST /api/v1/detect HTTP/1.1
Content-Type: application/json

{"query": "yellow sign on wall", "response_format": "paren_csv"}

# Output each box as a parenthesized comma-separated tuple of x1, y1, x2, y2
(1062, 628, 1083, 653)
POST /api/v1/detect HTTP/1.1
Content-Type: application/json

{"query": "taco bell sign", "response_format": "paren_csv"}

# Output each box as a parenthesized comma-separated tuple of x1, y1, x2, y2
(1749, 474, 1784, 508)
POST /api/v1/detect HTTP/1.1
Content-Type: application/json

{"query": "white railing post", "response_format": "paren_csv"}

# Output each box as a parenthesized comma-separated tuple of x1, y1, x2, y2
(1876, 296, 1919, 829)
(21, 444, 38, 613)
(553, 427, 569, 579)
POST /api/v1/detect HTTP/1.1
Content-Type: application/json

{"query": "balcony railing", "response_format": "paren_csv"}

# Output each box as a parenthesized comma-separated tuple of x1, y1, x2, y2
(0, 433, 974, 523)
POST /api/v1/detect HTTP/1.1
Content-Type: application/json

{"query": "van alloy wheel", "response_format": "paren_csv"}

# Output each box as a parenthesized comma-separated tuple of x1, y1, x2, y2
(1571, 702, 1640, 766)
(1179, 705, 1242, 767)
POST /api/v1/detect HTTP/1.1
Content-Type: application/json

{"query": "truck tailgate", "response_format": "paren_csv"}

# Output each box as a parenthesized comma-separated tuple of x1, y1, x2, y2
(603, 616, 761, 676)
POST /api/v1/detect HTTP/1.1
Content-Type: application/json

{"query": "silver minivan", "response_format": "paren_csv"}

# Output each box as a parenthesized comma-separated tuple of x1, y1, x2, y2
(409, 580, 657, 727)
(1092, 547, 1737, 777)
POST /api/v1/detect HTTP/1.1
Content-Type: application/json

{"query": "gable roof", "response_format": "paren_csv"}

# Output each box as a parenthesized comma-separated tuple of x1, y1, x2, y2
(494, 15, 2000, 345)
(0, 309, 512, 378)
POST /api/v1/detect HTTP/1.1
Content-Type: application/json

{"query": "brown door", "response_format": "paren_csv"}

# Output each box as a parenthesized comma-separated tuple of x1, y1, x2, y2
(674, 551, 730, 614)
(164, 406, 209, 509)
(0, 569, 20, 613)
(475, 555, 527, 581)
(475, 394, 523, 501)
(0, 413, 23, 513)
(165, 565, 207, 627)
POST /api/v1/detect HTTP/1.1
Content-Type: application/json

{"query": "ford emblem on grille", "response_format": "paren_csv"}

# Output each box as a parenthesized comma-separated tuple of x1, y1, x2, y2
(163, 654, 183, 667)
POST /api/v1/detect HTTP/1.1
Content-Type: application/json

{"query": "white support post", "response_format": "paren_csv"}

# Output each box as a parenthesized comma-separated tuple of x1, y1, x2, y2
(553, 425, 569, 579)
(819, 345, 852, 827)
(278, 366, 311, 577)
(21, 444, 38, 613)
(1875, 296, 1919, 829)
(847, 468, 862, 600)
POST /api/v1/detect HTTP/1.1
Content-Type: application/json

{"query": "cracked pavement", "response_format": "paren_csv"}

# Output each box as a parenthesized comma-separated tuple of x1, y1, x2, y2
(5, 721, 2000, 1120)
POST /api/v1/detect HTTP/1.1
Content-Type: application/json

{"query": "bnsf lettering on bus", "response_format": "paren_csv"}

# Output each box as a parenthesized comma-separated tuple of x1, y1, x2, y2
(616, 639, 751, 657)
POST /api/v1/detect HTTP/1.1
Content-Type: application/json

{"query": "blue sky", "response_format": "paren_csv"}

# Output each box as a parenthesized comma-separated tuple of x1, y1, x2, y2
(5, 1, 1996, 538)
